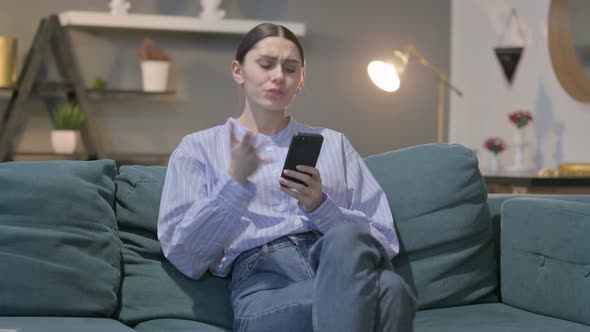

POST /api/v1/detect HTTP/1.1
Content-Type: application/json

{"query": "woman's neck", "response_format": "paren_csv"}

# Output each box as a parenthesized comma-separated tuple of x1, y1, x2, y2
(237, 106, 289, 136)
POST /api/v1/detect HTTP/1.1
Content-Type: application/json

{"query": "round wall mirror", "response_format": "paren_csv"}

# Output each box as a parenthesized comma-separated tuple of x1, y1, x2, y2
(548, 0, 590, 103)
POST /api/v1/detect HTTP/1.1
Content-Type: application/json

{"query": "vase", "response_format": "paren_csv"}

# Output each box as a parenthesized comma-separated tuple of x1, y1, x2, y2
(51, 130, 78, 154)
(200, 0, 226, 20)
(0, 36, 17, 87)
(140, 60, 170, 92)
(513, 127, 525, 145)
(488, 154, 501, 173)
(505, 127, 533, 172)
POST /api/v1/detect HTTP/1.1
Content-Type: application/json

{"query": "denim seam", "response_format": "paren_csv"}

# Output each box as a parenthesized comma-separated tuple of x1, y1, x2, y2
(231, 242, 295, 292)
(234, 300, 313, 320)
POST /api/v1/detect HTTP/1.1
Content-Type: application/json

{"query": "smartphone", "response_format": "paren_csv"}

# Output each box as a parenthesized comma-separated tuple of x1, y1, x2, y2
(281, 133, 324, 186)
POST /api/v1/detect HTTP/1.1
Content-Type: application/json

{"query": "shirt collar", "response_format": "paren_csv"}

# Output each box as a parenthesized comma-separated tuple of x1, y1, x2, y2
(226, 116, 298, 146)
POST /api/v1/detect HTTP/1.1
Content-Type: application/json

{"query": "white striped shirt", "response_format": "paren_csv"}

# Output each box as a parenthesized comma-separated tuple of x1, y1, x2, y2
(157, 117, 399, 279)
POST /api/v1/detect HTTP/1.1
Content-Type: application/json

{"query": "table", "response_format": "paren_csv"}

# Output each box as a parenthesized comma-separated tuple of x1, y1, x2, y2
(483, 172, 590, 194)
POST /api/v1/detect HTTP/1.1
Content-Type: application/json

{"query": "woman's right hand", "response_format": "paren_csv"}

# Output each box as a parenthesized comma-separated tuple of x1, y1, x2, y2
(228, 122, 267, 185)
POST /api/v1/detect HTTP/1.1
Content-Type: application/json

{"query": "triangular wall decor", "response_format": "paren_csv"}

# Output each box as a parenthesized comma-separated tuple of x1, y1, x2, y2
(494, 46, 523, 85)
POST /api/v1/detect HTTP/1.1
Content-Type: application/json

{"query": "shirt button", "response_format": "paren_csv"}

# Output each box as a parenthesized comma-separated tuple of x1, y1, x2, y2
(277, 204, 285, 212)
(266, 146, 274, 152)
(294, 218, 302, 227)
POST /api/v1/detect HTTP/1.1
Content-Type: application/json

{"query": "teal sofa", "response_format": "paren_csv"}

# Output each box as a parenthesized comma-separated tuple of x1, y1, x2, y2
(0, 144, 588, 332)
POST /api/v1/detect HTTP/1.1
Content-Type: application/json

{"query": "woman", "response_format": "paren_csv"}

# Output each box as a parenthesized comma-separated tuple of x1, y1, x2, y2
(158, 23, 416, 331)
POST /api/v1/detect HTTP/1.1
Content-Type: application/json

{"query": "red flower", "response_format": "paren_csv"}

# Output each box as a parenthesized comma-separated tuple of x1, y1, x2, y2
(483, 137, 506, 155)
(508, 110, 533, 128)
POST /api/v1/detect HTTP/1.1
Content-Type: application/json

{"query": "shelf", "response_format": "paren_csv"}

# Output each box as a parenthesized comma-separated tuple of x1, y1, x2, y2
(0, 82, 175, 99)
(59, 11, 306, 37)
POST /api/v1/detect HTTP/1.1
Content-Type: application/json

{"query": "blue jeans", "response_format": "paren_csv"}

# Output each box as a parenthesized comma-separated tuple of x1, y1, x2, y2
(228, 224, 416, 332)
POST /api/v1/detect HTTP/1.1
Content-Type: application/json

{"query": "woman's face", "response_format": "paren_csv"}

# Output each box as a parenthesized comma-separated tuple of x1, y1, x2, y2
(232, 36, 304, 113)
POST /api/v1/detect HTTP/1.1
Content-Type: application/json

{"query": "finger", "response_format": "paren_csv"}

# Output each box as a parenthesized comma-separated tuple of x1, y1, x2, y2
(282, 169, 312, 185)
(258, 156, 274, 164)
(296, 165, 320, 178)
(241, 131, 256, 148)
(229, 121, 238, 146)
(280, 183, 305, 200)
(279, 176, 310, 193)
(254, 138, 268, 151)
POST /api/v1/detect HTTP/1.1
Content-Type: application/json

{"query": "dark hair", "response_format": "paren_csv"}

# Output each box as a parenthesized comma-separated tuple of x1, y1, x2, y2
(235, 23, 305, 67)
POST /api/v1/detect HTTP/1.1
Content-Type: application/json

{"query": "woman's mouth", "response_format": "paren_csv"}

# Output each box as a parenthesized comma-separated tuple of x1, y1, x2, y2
(265, 89, 285, 98)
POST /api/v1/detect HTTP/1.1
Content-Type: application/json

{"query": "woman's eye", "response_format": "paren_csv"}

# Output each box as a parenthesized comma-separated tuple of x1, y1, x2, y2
(285, 67, 297, 73)
(259, 62, 273, 69)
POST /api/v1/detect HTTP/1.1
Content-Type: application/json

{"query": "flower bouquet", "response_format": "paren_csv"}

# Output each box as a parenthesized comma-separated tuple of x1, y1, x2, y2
(483, 137, 506, 173)
(483, 137, 506, 155)
(508, 110, 533, 128)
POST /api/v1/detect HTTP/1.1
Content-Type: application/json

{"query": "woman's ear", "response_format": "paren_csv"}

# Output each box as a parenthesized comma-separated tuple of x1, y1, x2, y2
(231, 60, 244, 86)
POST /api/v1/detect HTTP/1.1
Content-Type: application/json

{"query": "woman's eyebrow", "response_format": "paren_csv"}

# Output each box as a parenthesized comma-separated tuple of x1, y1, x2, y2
(256, 55, 301, 65)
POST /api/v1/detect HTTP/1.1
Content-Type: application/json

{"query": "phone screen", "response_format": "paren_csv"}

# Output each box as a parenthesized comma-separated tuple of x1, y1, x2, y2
(281, 133, 324, 186)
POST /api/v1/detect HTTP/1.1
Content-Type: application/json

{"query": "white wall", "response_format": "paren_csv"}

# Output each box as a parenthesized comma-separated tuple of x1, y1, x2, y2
(450, 0, 590, 171)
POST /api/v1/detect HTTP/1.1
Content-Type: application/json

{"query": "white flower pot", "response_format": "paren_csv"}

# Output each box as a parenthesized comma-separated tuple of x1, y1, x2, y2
(51, 130, 78, 154)
(140, 60, 170, 92)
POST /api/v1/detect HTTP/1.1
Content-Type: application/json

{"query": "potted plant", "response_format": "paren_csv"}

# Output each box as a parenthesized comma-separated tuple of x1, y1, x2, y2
(483, 137, 506, 173)
(135, 38, 171, 92)
(51, 102, 86, 154)
(507, 110, 534, 172)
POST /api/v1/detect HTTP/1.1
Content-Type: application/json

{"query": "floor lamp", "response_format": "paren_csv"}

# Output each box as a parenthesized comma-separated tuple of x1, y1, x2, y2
(367, 45, 463, 143)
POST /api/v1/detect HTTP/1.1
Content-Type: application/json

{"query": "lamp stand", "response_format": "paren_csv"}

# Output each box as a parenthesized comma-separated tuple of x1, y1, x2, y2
(405, 46, 463, 144)
(437, 78, 445, 143)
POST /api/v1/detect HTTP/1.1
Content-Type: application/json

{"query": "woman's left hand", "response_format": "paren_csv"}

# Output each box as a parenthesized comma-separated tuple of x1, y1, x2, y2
(279, 165, 325, 212)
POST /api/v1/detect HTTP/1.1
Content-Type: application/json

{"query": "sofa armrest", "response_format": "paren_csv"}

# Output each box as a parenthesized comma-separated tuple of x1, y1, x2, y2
(500, 198, 590, 326)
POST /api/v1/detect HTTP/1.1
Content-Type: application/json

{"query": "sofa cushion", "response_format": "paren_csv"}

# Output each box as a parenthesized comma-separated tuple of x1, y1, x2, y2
(364, 144, 497, 309)
(0, 317, 136, 332)
(415, 303, 590, 332)
(0, 160, 121, 317)
(134, 319, 231, 332)
(501, 198, 590, 326)
(115, 165, 233, 328)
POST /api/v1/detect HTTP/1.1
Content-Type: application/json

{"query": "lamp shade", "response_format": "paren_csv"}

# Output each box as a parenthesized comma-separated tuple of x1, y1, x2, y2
(367, 50, 409, 92)
(367, 60, 400, 92)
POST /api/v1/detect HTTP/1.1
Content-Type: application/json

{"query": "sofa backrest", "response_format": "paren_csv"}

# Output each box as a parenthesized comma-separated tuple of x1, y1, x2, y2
(364, 143, 498, 310)
(501, 198, 590, 326)
(0, 160, 121, 317)
(114, 165, 233, 329)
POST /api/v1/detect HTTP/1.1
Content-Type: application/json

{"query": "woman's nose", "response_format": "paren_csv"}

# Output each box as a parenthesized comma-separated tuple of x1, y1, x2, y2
(271, 65, 285, 82)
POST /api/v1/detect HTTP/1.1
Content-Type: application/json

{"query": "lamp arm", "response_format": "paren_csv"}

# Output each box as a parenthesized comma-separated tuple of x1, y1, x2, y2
(405, 46, 463, 97)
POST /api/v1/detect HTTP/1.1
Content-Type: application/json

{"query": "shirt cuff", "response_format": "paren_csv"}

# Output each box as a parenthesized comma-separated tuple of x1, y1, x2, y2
(215, 173, 256, 214)
(301, 193, 343, 232)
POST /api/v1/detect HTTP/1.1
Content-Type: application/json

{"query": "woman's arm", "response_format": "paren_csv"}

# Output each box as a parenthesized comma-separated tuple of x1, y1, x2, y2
(303, 136, 399, 258)
(157, 140, 255, 279)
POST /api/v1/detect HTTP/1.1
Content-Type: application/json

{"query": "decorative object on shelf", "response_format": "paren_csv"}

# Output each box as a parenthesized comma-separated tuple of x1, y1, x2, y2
(506, 110, 533, 172)
(494, 8, 527, 85)
(483, 137, 506, 173)
(557, 163, 590, 176)
(199, 0, 226, 20)
(51, 102, 86, 154)
(367, 45, 463, 143)
(91, 77, 108, 89)
(0, 36, 17, 87)
(109, 0, 131, 15)
(135, 38, 170, 92)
